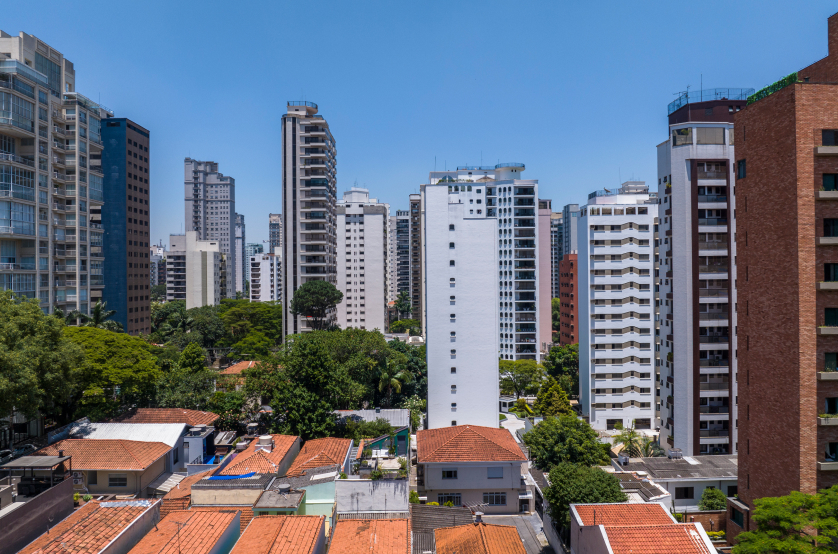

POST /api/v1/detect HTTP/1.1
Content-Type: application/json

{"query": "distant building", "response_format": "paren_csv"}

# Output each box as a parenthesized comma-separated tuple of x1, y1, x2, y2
(391, 210, 411, 303)
(150, 244, 166, 287)
(561, 203, 581, 256)
(166, 232, 223, 308)
(234, 213, 245, 294)
(550, 212, 563, 298)
(409, 194, 422, 328)
(558, 253, 578, 345)
(249, 251, 281, 303)
(245, 242, 263, 258)
(268, 212, 282, 253)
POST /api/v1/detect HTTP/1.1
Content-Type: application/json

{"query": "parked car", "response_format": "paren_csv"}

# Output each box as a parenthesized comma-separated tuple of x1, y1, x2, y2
(0, 450, 12, 464)
(13, 444, 36, 458)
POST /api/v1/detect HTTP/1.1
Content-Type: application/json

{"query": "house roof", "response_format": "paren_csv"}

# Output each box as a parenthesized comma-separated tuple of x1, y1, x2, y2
(572, 503, 674, 527)
(612, 472, 670, 502)
(162, 469, 213, 500)
(19, 500, 158, 554)
(286, 437, 351, 476)
(128, 510, 239, 554)
(36, 439, 170, 471)
(615, 454, 738, 481)
(116, 408, 219, 427)
(409, 504, 474, 554)
(273, 464, 341, 490)
(231, 516, 324, 554)
(416, 426, 525, 463)
(434, 523, 526, 554)
(335, 409, 411, 428)
(219, 434, 299, 476)
(220, 360, 258, 375)
(603, 524, 713, 554)
(329, 519, 410, 554)
(254, 490, 306, 510)
(68, 422, 188, 448)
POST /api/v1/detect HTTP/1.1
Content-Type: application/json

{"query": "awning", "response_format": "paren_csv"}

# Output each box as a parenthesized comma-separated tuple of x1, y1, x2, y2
(519, 491, 533, 499)
(147, 472, 185, 494)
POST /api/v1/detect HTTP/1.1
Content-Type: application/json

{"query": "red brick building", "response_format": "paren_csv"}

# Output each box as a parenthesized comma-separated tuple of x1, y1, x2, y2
(559, 253, 578, 345)
(730, 11, 838, 540)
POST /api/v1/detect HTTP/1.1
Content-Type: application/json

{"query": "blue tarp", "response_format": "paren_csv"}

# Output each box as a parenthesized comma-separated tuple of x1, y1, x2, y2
(207, 472, 255, 480)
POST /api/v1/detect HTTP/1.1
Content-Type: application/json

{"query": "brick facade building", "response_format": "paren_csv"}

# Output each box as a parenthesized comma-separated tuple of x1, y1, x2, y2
(730, 11, 838, 541)
(558, 253, 578, 345)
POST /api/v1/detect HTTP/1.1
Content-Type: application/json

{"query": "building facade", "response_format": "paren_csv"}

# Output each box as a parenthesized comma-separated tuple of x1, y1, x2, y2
(336, 188, 389, 331)
(538, 199, 553, 353)
(561, 203, 581, 257)
(165, 234, 185, 302)
(409, 194, 422, 328)
(0, 31, 111, 316)
(578, 182, 658, 432)
(234, 213, 245, 295)
(550, 212, 563, 298)
(245, 242, 263, 259)
(184, 231, 223, 309)
(393, 210, 410, 301)
(423, 183, 498, 429)
(100, 118, 150, 335)
(184, 158, 235, 299)
(281, 101, 337, 337)
(249, 251, 281, 303)
(656, 89, 747, 456)
(150, 244, 165, 287)
(558, 253, 578, 345)
(269, 212, 282, 254)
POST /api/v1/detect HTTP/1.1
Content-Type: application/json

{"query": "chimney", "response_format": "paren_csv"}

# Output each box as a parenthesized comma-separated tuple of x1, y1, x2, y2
(255, 435, 273, 453)
(58, 450, 64, 457)
(474, 512, 483, 524)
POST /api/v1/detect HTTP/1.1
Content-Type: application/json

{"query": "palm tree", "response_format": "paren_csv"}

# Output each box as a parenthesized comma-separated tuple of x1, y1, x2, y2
(160, 309, 194, 338)
(394, 291, 412, 320)
(612, 423, 642, 457)
(378, 358, 414, 408)
(639, 436, 665, 457)
(83, 300, 123, 332)
(53, 305, 85, 326)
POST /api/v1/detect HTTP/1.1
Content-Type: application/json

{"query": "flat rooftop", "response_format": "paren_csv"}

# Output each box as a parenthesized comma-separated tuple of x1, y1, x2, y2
(615, 454, 737, 480)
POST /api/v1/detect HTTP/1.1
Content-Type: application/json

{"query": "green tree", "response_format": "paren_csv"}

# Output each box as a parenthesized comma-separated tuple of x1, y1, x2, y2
(500, 359, 547, 399)
(150, 284, 166, 302)
(0, 293, 86, 426)
(613, 422, 642, 457)
(231, 330, 273, 359)
(544, 462, 627, 530)
(176, 343, 206, 373)
(388, 340, 427, 403)
(698, 487, 728, 511)
(81, 300, 123, 332)
(390, 319, 420, 335)
(639, 436, 665, 457)
(551, 297, 560, 334)
(542, 343, 579, 396)
(289, 280, 343, 331)
(186, 305, 227, 349)
(207, 390, 247, 431)
(401, 394, 426, 431)
(155, 345, 216, 411)
(339, 418, 393, 441)
(394, 291, 412, 319)
(523, 414, 610, 469)
(53, 305, 84, 326)
(534, 377, 573, 417)
(378, 358, 414, 408)
(734, 485, 838, 554)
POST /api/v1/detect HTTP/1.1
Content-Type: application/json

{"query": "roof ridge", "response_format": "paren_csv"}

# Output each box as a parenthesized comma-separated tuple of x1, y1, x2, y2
(479, 523, 491, 553)
(468, 426, 523, 458)
(426, 425, 467, 456)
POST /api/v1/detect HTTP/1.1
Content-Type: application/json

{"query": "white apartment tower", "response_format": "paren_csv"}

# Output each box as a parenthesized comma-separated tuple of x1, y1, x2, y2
(656, 94, 739, 456)
(249, 250, 281, 303)
(268, 213, 282, 253)
(423, 183, 499, 429)
(234, 213, 245, 295)
(0, 31, 112, 315)
(281, 101, 337, 337)
(336, 188, 389, 331)
(184, 158, 235, 299)
(578, 182, 658, 433)
(166, 232, 223, 308)
(428, 163, 547, 360)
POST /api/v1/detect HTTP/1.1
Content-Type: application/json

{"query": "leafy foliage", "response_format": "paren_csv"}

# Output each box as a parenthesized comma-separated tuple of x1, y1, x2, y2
(551, 298, 560, 333)
(544, 462, 627, 529)
(390, 319, 420, 335)
(534, 376, 573, 417)
(612, 422, 642, 457)
(338, 418, 393, 441)
(523, 415, 610, 469)
(289, 280, 343, 331)
(698, 487, 728, 511)
(378, 358, 414, 408)
(401, 394, 426, 430)
(394, 291, 412, 319)
(542, 343, 579, 397)
(155, 343, 216, 410)
(81, 300, 123, 332)
(499, 359, 546, 398)
(151, 284, 166, 302)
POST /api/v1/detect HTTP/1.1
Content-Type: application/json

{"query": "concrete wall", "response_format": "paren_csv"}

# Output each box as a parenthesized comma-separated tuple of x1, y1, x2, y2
(0, 477, 74, 554)
(208, 511, 240, 554)
(81, 458, 164, 496)
(277, 438, 301, 477)
(335, 479, 408, 513)
(191, 487, 263, 507)
(422, 461, 524, 514)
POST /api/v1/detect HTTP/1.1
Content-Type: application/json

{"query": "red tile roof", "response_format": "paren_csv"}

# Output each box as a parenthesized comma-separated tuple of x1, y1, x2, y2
(19, 500, 157, 554)
(231, 515, 324, 554)
(435, 523, 526, 554)
(220, 435, 299, 476)
(573, 503, 673, 526)
(37, 439, 170, 470)
(329, 519, 410, 554)
(128, 510, 239, 554)
(416, 426, 526, 463)
(220, 360, 258, 375)
(356, 439, 365, 459)
(117, 408, 219, 426)
(286, 437, 351, 477)
(603, 524, 713, 554)
(162, 469, 213, 500)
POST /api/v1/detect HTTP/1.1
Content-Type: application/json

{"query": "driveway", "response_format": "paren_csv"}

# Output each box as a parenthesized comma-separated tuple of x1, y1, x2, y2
(481, 514, 555, 554)
(501, 412, 526, 441)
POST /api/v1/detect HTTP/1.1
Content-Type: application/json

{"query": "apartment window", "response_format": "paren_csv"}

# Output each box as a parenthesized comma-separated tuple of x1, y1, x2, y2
(827, 264, 838, 282)
(450, 367, 456, 373)
(672, 128, 692, 146)
(827, 442, 838, 462)
(449, 224, 455, 230)
(450, 331, 456, 337)
(825, 174, 838, 191)
(442, 469, 458, 479)
(826, 353, 838, 372)
(88, 471, 97, 485)
(825, 219, 838, 237)
(451, 384, 456, 391)
(826, 398, 838, 415)
(675, 487, 694, 499)
(487, 467, 503, 479)
(737, 160, 746, 179)
(451, 402, 457, 408)
(728, 485, 738, 497)
(731, 507, 745, 528)
(449, 260, 455, 266)
(451, 421, 456, 426)
(483, 492, 506, 506)
(438, 493, 461, 505)
(823, 129, 838, 146)
(696, 127, 725, 145)
(108, 474, 128, 487)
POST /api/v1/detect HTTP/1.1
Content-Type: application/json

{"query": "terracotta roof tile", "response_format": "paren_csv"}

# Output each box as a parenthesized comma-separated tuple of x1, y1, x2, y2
(220, 435, 299, 476)
(573, 503, 673, 526)
(356, 440, 365, 459)
(416, 426, 525, 463)
(19, 500, 158, 554)
(286, 437, 351, 477)
(220, 360, 258, 375)
(603, 524, 713, 554)
(162, 469, 214, 500)
(435, 523, 526, 554)
(116, 408, 219, 426)
(231, 515, 324, 554)
(36, 439, 170, 470)
(128, 510, 239, 554)
(329, 519, 410, 554)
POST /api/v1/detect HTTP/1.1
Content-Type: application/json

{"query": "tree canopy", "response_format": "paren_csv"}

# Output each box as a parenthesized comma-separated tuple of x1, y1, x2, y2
(155, 343, 216, 411)
(544, 462, 627, 530)
(394, 291, 412, 318)
(289, 280, 343, 331)
(542, 343, 579, 397)
(390, 319, 420, 335)
(534, 376, 573, 417)
(523, 414, 610, 469)
(500, 359, 546, 399)
(698, 487, 728, 511)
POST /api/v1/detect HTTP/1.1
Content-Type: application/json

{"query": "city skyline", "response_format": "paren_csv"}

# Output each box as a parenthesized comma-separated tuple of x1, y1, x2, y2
(4, 1, 836, 246)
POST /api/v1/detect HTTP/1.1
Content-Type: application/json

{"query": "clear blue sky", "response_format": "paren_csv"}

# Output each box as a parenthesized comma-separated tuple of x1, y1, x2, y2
(4, 1, 837, 246)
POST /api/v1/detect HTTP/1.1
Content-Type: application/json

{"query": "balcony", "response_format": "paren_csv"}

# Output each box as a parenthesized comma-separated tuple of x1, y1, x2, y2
(0, 152, 35, 167)
(819, 237, 838, 246)
(699, 429, 730, 437)
(699, 405, 730, 414)
(698, 288, 728, 298)
(698, 218, 728, 226)
(697, 195, 728, 203)
(699, 382, 730, 391)
(818, 417, 838, 426)
(819, 327, 838, 335)
(698, 264, 729, 274)
(699, 335, 730, 344)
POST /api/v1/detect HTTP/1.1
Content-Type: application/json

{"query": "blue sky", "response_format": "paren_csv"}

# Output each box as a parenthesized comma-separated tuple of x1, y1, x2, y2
(4, 1, 837, 245)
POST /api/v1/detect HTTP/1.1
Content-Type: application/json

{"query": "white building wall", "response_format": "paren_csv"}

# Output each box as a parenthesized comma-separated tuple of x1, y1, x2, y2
(185, 231, 221, 309)
(234, 213, 245, 295)
(423, 184, 498, 429)
(579, 186, 658, 431)
(249, 252, 281, 302)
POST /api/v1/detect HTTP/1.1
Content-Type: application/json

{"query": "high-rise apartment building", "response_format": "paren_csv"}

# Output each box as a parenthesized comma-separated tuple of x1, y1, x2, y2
(268, 213, 282, 254)
(150, 244, 165, 287)
(561, 203, 581, 256)
(538, 199, 554, 353)
(336, 188, 389, 331)
(184, 158, 235, 299)
(234, 213, 245, 295)
(578, 182, 658, 432)
(249, 250, 281, 303)
(245, 242, 263, 258)
(656, 88, 748, 457)
(0, 31, 112, 316)
(409, 194, 422, 328)
(728, 14, 838, 539)
(281, 101, 337, 337)
(428, 164, 545, 360)
(166, 232, 223, 309)
(423, 183, 498, 429)
(550, 212, 563, 298)
(393, 210, 410, 299)
(558, 253, 578, 345)
(166, 235, 186, 302)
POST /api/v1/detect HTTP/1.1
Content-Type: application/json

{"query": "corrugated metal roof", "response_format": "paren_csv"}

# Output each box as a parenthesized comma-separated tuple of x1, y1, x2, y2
(335, 409, 411, 428)
(147, 472, 186, 494)
(68, 422, 187, 447)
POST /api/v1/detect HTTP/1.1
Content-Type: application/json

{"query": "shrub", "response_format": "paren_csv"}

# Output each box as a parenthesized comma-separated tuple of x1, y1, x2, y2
(399, 458, 407, 470)
(698, 487, 728, 511)
(444, 501, 454, 507)
(83, 494, 92, 502)
(339, 472, 347, 479)
(427, 502, 439, 506)
(73, 493, 80, 502)
(706, 531, 726, 540)
(409, 491, 420, 504)
(673, 513, 683, 522)
(370, 469, 383, 481)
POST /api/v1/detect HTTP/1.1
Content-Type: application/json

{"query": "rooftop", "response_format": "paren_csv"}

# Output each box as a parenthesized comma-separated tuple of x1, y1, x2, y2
(219, 434, 299, 476)
(192, 474, 274, 491)
(572, 503, 673, 527)
(615, 454, 738, 481)
(329, 519, 410, 554)
(416, 426, 525, 464)
(254, 489, 305, 510)
(273, 464, 341, 490)
(68, 421, 188, 448)
(127, 510, 238, 554)
(115, 408, 219, 427)
(36, 439, 170, 470)
(220, 360, 258, 376)
(162, 469, 213, 500)
(667, 88, 754, 115)
(286, 437, 351, 476)
(603, 524, 714, 554)
(410, 504, 474, 554)
(335, 409, 411, 428)
(0, 455, 70, 469)
(611, 472, 671, 503)
(434, 523, 526, 554)
(18, 500, 158, 554)
(230, 515, 325, 554)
